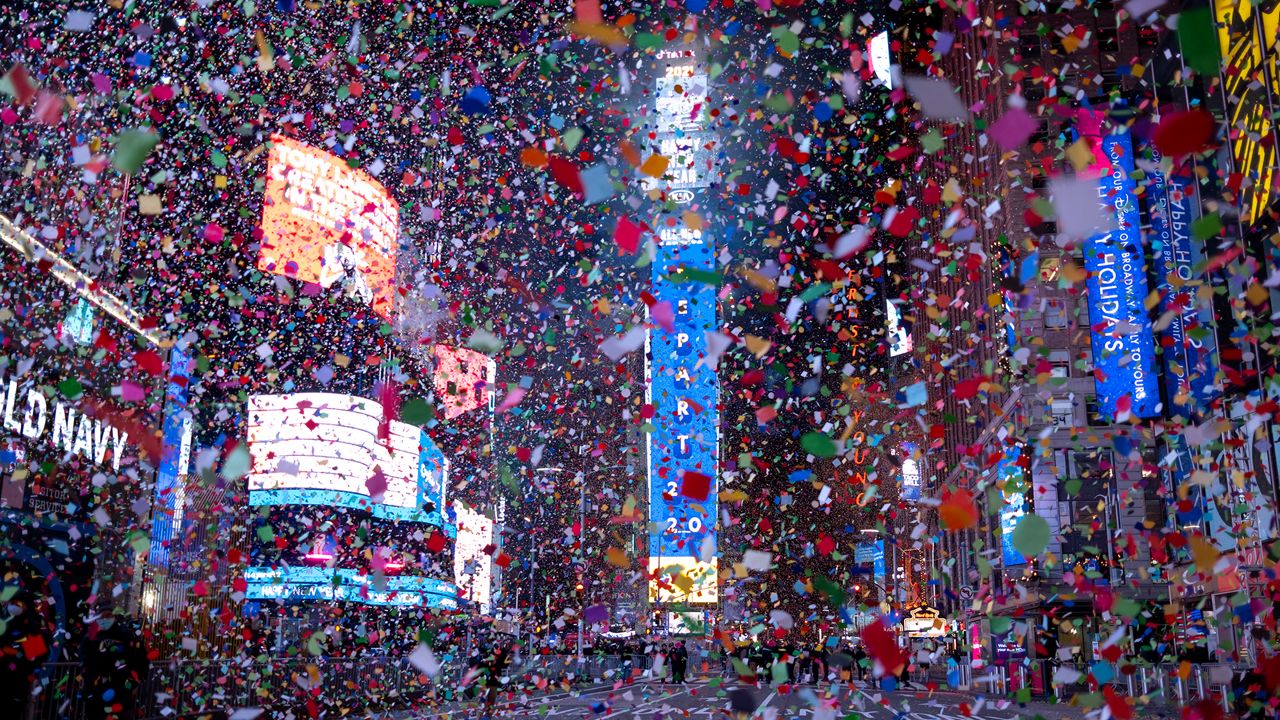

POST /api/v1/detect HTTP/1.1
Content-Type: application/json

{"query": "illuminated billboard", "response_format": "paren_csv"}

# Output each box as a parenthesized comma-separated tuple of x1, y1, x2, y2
(996, 446, 1027, 567)
(886, 299, 912, 357)
(247, 392, 447, 524)
(1077, 111, 1160, 419)
(646, 58, 719, 605)
(452, 501, 494, 609)
(1215, 0, 1279, 225)
(1146, 150, 1220, 419)
(868, 31, 893, 88)
(243, 566, 458, 609)
(258, 135, 399, 319)
(433, 345, 496, 420)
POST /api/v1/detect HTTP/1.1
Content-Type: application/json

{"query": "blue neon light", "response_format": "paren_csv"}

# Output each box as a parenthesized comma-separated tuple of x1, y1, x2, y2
(997, 446, 1027, 567)
(243, 566, 459, 609)
(248, 489, 457, 536)
(149, 346, 191, 569)
(1148, 154, 1219, 419)
(1083, 126, 1160, 418)
(649, 236, 718, 560)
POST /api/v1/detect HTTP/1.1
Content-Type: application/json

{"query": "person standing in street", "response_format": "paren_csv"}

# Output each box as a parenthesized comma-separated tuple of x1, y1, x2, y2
(671, 641, 688, 684)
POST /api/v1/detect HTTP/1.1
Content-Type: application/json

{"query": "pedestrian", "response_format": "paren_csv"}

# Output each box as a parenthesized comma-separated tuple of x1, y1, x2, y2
(853, 644, 868, 681)
(672, 641, 688, 684)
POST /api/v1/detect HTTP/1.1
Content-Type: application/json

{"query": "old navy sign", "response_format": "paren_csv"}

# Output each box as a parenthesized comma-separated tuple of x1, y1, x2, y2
(1080, 115, 1160, 418)
(1146, 151, 1219, 419)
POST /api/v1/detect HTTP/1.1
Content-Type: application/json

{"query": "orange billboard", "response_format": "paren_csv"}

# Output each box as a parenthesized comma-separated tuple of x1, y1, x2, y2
(259, 134, 398, 318)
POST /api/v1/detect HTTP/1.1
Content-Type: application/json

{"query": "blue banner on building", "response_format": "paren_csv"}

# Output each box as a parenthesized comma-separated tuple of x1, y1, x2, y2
(148, 346, 192, 569)
(1082, 124, 1161, 418)
(649, 232, 719, 562)
(1148, 156, 1220, 419)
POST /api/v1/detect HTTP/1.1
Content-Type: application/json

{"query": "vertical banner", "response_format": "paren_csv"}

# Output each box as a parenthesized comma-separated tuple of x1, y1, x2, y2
(149, 346, 193, 569)
(1146, 149, 1220, 419)
(1078, 111, 1161, 419)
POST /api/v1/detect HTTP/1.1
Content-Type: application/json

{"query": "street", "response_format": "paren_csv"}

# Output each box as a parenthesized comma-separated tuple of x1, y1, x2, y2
(377, 679, 1136, 720)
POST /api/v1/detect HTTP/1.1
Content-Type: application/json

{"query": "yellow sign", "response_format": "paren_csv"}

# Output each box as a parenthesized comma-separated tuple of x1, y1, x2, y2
(1215, 0, 1280, 226)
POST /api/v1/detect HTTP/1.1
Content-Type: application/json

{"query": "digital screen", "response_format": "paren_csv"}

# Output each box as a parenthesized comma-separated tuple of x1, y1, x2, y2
(433, 345, 496, 420)
(900, 455, 921, 502)
(668, 610, 707, 636)
(997, 445, 1027, 567)
(648, 557, 718, 604)
(854, 540, 886, 591)
(1215, 0, 1280, 226)
(247, 392, 447, 523)
(148, 346, 193, 570)
(869, 31, 893, 88)
(646, 61, 719, 605)
(886, 298, 912, 356)
(1077, 112, 1160, 419)
(1147, 151, 1220, 419)
(452, 501, 494, 609)
(258, 135, 398, 319)
(243, 566, 458, 609)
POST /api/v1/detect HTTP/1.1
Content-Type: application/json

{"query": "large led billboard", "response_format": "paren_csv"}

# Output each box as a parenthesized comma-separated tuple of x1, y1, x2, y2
(258, 135, 399, 319)
(452, 500, 494, 610)
(243, 566, 458, 609)
(868, 30, 893, 88)
(433, 345, 496, 421)
(646, 58, 719, 605)
(996, 445, 1027, 567)
(1077, 111, 1160, 419)
(1215, 0, 1280, 226)
(1147, 150, 1220, 419)
(247, 392, 447, 524)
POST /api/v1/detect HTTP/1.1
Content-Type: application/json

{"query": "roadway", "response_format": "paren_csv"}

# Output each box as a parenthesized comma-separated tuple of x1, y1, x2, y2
(379, 678, 1110, 720)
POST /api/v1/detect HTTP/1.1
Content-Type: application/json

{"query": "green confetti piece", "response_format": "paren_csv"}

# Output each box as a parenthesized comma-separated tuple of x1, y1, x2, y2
(1177, 7, 1222, 78)
(256, 525, 275, 543)
(1012, 514, 1050, 558)
(58, 378, 83, 399)
(801, 431, 837, 458)
(563, 127, 585, 152)
(1192, 212, 1221, 241)
(669, 267, 721, 285)
(635, 33, 663, 50)
(400, 397, 434, 426)
(112, 129, 159, 174)
(467, 328, 503, 353)
(921, 129, 945, 154)
(990, 616, 1012, 635)
(222, 444, 251, 481)
(814, 576, 846, 606)
(771, 26, 800, 55)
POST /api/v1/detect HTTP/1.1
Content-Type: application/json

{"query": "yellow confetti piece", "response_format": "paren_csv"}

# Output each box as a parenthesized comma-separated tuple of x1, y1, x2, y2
(745, 334, 772, 358)
(640, 153, 670, 178)
(1066, 139, 1095, 172)
(606, 546, 629, 568)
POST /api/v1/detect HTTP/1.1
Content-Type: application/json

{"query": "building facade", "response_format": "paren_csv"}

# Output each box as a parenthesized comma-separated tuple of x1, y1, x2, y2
(910, 0, 1280, 692)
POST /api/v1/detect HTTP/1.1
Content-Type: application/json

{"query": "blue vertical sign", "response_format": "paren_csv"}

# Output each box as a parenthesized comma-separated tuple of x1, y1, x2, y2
(997, 445, 1027, 567)
(418, 431, 448, 528)
(649, 232, 718, 581)
(1082, 123, 1161, 418)
(149, 346, 192, 569)
(1148, 154, 1220, 419)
